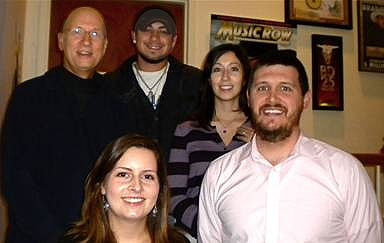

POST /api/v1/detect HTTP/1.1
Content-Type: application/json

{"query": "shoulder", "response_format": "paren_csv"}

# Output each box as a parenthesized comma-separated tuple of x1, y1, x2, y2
(168, 56, 202, 79)
(205, 142, 251, 179)
(10, 67, 61, 102)
(299, 136, 368, 181)
(57, 234, 79, 243)
(174, 120, 203, 135)
(300, 136, 360, 166)
(168, 228, 191, 243)
(104, 56, 136, 92)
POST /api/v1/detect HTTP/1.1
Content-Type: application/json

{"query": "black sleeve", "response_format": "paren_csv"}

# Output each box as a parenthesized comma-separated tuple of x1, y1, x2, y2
(1, 86, 61, 242)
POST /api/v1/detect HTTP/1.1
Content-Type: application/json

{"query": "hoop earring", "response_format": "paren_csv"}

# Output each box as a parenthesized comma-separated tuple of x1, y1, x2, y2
(103, 195, 110, 210)
(151, 205, 158, 217)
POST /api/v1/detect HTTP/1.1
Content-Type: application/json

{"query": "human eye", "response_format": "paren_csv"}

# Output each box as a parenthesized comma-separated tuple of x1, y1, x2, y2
(116, 171, 131, 179)
(280, 85, 293, 93)
(89, 31, 99, 39)
(141, 173, 157, 182)
(72, 27, 83, 36)
(159, 28, 170, 35)
(230, 65, 241, 74)
(256, 84, 269, 92)
(212, 65, 223, 73)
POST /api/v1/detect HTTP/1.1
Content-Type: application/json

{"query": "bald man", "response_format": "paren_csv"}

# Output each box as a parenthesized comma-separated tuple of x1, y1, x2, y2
(1, 7, 108, 243)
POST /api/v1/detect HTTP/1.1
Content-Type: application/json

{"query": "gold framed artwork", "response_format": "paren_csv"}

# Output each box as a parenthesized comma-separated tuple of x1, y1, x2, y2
(286, 0, 352, 29)
(312, 34, 344, 111)
(357, 0, 384, 73)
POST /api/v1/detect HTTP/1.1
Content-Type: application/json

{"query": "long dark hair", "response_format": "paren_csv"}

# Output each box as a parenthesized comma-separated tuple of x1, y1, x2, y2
(65, 134, 179, 243)
(194, 43, 251, 128)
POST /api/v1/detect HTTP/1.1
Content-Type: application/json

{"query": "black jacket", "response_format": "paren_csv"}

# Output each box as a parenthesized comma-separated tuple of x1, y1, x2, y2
(88, 55, 202, 161)
(1, 67, 104, 243)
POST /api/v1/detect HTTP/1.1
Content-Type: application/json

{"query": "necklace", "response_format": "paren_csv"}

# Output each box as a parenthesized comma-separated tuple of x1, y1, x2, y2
(133, 63, 168, 109)
(212, 113, 247, 146)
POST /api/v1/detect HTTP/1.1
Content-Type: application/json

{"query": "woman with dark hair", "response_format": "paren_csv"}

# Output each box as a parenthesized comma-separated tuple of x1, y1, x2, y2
(167, 43, 254, 239)
(58, 135, 188, 243)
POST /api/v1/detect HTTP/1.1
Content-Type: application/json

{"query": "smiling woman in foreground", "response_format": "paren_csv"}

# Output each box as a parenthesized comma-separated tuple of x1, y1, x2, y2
(59, 134, 188, 243)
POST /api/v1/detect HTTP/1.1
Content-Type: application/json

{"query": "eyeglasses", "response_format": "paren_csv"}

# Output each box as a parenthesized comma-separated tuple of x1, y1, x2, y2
(66, 26, 105, 40)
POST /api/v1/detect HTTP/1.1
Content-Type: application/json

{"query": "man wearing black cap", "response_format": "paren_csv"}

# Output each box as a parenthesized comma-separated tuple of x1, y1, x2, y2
(92, 7, 202, 162)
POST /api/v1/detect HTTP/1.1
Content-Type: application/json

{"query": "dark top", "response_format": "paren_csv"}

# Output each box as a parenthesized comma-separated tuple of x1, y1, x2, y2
(87, 55, 202, 161)
(1, 66, 104, 243)
(168, 120, 251, 237)
(57, 228, 191, 243)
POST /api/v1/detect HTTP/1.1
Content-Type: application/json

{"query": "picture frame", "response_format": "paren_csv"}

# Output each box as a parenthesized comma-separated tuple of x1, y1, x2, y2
(286, 0, 352, 29)
(312, 34, 344, 111)
(357, 0, 384, 73)
(210, 14, 297, 64)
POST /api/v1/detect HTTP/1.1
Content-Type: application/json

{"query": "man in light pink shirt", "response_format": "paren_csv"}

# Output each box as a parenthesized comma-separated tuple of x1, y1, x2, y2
(198, 50, 383, 243)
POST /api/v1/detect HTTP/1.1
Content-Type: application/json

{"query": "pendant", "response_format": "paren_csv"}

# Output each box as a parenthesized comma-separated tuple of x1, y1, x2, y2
(148, 91, 155, 107)
(148, 91, 155, 105)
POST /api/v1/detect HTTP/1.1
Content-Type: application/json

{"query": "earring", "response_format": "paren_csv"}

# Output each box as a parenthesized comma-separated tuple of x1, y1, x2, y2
(151, 205, 158, 217)
(103, 195, 110, 210)
(133, 39, 137, 44)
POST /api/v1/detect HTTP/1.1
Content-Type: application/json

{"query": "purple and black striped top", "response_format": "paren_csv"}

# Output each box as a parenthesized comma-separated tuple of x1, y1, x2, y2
(167, 120, 250, 237)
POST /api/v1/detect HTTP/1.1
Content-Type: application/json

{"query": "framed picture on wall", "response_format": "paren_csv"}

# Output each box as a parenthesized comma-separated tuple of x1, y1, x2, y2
(357, 0, 384, 73)
(312, 34, 344, 111)
(210, 14, 297, 64)
(286, 0, 352, 29)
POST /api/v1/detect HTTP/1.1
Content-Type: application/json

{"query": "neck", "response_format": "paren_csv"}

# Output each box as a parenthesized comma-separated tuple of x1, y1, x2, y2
(137, 55, 168, 72)
(63, 64, 94, 79)
(109, 217, 151, 243)
(256, 128, 300, 166)
(214, 99, 242, 121)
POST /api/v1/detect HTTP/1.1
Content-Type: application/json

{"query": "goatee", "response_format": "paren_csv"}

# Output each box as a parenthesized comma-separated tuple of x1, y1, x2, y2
(253, 123, 293, 143)
(138, 53, 168, 64)
(251, 103, 303, 143)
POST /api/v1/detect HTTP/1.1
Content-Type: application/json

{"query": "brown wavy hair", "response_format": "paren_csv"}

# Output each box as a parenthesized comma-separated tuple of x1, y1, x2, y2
(64, 134, 185, 243)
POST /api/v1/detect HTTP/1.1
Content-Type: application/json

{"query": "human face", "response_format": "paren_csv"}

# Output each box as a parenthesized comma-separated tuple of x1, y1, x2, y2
(376, 15, 384, 29)
(101, 147, 159, 225)
(132, 21, 177, 64)
(210, 51, 244, 104)
(58, 8, 108, 79)
(247, 64, 310, 142)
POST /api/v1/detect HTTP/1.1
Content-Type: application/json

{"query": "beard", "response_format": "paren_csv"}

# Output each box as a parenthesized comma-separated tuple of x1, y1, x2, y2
(252, 103, 303, 143)
(138, 52, 168, 64)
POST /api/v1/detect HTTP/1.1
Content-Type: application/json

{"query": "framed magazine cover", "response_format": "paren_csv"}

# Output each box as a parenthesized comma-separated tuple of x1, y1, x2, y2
(286, 0, 352, 29)
(357, 0, 384, 73)
(312, 34, 344, 111)
(210, 14, 297, 64)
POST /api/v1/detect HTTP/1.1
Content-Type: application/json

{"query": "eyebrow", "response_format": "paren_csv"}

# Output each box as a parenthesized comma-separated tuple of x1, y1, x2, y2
(115, 167, 157, 173)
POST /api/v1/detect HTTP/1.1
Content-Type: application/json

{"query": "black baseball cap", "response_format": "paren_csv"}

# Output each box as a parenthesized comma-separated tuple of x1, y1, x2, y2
(134, 8, 177, 36)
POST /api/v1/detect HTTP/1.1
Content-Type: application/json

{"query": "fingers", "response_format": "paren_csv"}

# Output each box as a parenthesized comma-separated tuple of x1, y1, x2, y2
(236, 126, 255, 142)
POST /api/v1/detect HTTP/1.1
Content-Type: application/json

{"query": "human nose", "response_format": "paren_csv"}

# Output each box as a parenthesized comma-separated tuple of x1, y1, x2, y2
(149, 30, 160, 40)
(128, 176, 142, 192)
(221, 68, 230, 80)
(81, 32, 92, 45)
(266, 88, 278, 103)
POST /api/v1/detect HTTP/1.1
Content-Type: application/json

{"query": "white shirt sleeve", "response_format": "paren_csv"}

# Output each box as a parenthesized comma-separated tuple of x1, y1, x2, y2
(341, 156, 383, 243)
(198, 164, 222, 243)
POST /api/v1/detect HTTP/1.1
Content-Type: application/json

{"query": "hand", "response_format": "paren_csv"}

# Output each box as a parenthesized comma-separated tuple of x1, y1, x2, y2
(236, 125, 255, 143)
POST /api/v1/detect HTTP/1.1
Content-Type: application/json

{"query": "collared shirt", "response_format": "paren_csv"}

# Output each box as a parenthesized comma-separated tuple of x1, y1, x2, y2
(198, 134, 383, 243)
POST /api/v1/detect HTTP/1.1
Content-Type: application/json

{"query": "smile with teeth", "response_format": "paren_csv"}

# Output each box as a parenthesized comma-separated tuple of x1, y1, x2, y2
(78, 50, 92, 56)
(147, 44, 162, 50)
(123, 197, 145, 203)
(262, 108, 285, 115)
(220, 85, 233, 90)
